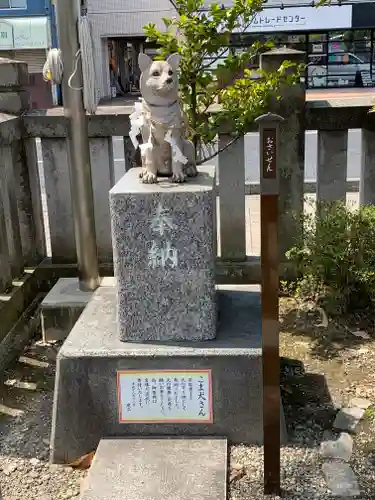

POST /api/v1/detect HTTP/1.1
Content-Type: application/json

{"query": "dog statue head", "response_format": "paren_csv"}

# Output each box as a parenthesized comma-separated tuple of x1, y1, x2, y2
(138, 53, 180, 106)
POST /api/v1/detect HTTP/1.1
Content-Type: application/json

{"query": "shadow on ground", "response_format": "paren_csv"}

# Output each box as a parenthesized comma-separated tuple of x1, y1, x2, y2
(280, 301, 374, 360)
(280, 357, 336, 446)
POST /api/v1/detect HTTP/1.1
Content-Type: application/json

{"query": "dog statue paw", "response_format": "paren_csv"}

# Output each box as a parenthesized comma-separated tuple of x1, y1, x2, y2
(129, 53, 197, 184)
(140, 170, 157, 184)
(171, 171, 186, 183)
(185, 164, 198, 177)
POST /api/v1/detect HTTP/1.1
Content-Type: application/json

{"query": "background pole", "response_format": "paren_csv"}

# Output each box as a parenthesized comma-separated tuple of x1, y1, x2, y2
(55, 0, 100, 291)
(255, 112, 285, 496)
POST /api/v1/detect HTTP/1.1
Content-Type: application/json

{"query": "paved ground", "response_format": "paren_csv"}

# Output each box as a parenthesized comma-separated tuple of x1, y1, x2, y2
(105, 88, 375, 105)
(306, 87, 375, 101)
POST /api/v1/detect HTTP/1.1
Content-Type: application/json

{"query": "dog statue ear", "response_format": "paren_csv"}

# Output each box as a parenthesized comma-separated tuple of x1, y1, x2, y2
(167, 53, 180, 71)
(138, 53, 153, 72)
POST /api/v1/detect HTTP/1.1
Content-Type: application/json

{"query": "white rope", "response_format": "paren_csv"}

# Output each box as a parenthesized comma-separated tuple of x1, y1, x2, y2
(42, 15, 98, 115)
(43, 48, 63, 85)
(129, 100, 144, 149)
(77, 15, 98, 115)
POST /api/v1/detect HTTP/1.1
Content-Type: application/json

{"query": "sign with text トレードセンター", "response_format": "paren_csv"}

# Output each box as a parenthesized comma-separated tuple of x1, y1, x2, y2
(242, 5, 352, 32)
(117, 370, 213, 423)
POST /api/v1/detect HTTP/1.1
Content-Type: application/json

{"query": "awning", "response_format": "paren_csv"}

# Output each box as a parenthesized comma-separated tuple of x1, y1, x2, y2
(0, 17, 50, 51)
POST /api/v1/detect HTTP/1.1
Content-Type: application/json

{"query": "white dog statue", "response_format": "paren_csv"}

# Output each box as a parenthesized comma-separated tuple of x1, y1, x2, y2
(129, 53, 197, 183)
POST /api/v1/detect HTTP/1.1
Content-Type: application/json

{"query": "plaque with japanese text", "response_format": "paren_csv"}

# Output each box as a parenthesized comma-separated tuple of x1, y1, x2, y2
(262, 128, 277, 179)
(117, 370, 213, 423)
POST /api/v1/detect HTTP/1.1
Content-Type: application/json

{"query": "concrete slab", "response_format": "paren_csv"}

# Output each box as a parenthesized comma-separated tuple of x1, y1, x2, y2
(51, 284, 288, 464)
(80, 437, 227, 500)
(41, 277, 115, 343)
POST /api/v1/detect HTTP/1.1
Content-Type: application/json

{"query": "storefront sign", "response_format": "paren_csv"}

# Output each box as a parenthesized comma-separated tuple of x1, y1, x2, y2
(312, 44, 323, 54)
(243, 5, 352, 32)
(117, 370, 213, 423)
(361, 70, 373, 87)
(0, 17, 50, 50)
(0, 21, 14, 50)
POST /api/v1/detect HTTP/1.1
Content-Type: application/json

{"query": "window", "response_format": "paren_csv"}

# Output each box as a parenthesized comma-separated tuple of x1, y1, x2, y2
(349, 54, 364, 65)
(0, 0, 27, 8)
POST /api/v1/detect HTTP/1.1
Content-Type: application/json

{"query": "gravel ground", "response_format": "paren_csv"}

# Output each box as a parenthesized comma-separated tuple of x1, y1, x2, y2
(229, 431, 374, 499)
(0, 342, 86, 500)
(0, 305, 374, 499)
(229, 301, 375, 499)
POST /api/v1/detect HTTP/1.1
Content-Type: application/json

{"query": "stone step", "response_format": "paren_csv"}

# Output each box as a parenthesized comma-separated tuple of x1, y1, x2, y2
(40, 277, 114, 343)
(80, 437, 227, 500)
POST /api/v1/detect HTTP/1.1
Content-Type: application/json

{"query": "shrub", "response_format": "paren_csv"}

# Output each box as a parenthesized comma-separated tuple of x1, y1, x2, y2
(286, 201, 375, 316)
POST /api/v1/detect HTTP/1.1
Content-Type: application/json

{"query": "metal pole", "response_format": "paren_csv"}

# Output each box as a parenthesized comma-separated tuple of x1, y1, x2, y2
(55, 0, 100, 291)
(255, 112, 284, 496)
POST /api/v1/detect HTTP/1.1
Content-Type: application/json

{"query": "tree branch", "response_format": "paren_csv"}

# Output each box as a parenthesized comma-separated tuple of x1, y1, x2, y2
(201, 48, 230, 71)
(196, 134, 242, 166)
(167, 0, 179, 11)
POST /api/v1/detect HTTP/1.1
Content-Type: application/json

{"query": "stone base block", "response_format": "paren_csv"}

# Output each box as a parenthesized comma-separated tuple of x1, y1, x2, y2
(41, 278, 112, 343)
(109, 166, 217, 342)
(80, 438, 227, 500)
(51, 283, 287, 464)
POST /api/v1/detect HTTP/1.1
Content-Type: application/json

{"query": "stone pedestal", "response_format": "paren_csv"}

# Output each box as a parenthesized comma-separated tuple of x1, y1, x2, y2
(50, 283, 288, 464)
(50, 166, 288, 470)
(109, 166, 216, 342)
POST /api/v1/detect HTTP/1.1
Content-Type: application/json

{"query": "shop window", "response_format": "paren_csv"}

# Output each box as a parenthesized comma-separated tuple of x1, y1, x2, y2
(0, 0, 27, 8)
(307, 30, 374, 88)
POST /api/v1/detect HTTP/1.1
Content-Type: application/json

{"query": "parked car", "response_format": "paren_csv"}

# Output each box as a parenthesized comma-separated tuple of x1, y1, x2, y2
(307, 52, 372, 88)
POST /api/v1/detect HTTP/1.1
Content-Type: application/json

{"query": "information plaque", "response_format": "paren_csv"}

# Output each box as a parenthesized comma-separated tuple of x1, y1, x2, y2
(117, 370, 213, 423)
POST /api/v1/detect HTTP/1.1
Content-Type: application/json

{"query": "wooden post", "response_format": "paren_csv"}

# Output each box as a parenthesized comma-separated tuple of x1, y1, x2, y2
(260, 48, 305, 260)
(255, 112, 284, 496)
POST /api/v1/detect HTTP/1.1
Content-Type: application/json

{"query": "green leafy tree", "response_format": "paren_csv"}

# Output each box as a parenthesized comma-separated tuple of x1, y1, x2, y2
(143, 0, 298, 163)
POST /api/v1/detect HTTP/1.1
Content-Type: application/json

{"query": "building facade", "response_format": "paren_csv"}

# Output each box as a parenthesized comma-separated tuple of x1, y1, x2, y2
(0, 0, 56, 107)
(86, 0, 375, 99)
(227, 2, 375, 89)
(87, 0, 174, 99)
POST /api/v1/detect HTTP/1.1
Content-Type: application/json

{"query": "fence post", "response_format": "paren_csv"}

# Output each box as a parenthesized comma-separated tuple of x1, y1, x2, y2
(255, 112, 284, 496)
(0, 57, 46, 266)
(260, 47, 306, 260)
(218, 135, 246, 260)
(0, 144, 23, 278)
(89, 137, 115, 262)
(0, 194, 12, 292)
(124, 134, 141, 172)
(0, 58, 29, 287)
(317, 130, 347, 203)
